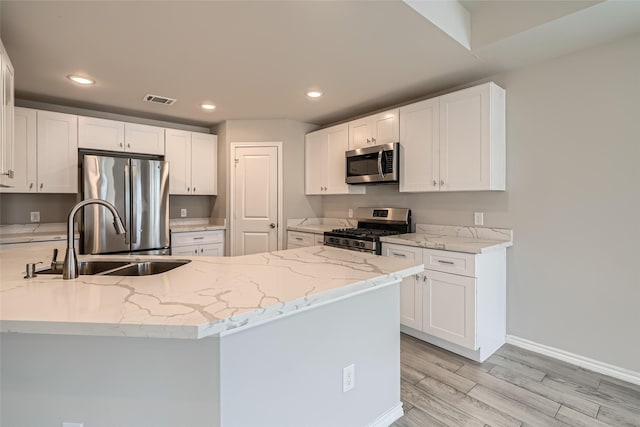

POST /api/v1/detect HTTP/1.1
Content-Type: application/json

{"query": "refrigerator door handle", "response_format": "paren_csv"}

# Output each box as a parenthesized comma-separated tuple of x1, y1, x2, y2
(131, 162, 138, 244)
(124, 164, 131, 245)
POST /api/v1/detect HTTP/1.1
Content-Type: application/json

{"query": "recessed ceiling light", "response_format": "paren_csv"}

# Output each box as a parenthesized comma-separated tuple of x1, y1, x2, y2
(306, 91, 323, 98)
(201, 103, 216, 111)
(67, 75, 95, 85)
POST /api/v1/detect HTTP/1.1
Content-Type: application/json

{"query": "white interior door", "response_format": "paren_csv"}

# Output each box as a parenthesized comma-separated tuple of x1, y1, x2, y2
(233, 145, 279, 256)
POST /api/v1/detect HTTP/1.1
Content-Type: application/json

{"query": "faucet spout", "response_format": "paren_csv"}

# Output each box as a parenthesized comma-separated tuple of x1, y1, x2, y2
(63, 198, 126, 280)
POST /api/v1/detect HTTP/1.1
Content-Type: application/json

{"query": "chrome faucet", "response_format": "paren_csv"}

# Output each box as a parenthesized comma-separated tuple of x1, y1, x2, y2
(63, 199, 126, 279)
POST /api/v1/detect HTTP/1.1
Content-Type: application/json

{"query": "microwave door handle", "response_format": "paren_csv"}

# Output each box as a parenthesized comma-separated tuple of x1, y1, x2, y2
(378, 149, 385, 179)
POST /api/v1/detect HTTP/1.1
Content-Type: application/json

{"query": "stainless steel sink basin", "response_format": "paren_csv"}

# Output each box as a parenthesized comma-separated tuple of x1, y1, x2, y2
(38, 259, 191, 277)
(103, 260, 190, 276)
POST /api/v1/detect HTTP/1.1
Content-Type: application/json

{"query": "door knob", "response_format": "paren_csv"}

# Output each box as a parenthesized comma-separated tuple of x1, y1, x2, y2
(270, 223, 276, 229)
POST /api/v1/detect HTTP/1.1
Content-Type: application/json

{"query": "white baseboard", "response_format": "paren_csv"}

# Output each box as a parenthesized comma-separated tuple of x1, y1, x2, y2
(368, 402, 404, 427)
(506, 335, 640, 386)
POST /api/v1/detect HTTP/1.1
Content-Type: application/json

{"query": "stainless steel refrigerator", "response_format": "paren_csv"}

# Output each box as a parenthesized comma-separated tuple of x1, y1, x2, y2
(82, 154, 170, 255)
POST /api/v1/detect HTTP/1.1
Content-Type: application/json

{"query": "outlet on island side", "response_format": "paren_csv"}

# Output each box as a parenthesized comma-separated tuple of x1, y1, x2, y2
(180, 208, 187, 218)
(343, 364, 355, 392)
(474, 212, 484, 226)
(348, 209, 353, 218)
(30, 211, 40, 222)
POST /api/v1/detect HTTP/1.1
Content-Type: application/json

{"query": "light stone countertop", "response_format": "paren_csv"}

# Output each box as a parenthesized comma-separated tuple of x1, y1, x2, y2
(169, 217, 226, 233)
(0, 223, 78, 245)
(286, 217, 356, 234)
(0, 244, 422, 340)
(380, 224, 513, 254)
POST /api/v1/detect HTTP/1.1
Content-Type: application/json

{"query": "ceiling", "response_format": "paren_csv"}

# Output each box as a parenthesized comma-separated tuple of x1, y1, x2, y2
(2, 0, 639, 128)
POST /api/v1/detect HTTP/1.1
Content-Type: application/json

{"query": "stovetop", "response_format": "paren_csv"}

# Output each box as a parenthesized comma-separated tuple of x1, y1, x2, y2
(326, 228, 403, 240)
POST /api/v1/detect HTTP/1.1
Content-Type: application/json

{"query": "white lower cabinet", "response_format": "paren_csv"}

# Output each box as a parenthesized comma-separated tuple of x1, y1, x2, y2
(171, 230, 224, 257)
(287, 230, 323, 249)
(382, 242, 506, 362)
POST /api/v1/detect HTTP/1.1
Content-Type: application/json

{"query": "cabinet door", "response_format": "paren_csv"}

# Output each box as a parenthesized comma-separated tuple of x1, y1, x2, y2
(439, 83, 491, 191)
(325, 124, 352, 194)
(382, 243, 423, 330)
(172, 245, 199, 256)
(399, 99, 440, 192)
(190, 133, 217, 195)
(200, 242, 224, 256)
(78, 116, 124, 151)
(36, 110, 78, 193)
(1, 107, 36, 192)
(1, 49, 14, 180)
(125, 123, 165, 155)
(348, 117, 372, 150)
(304, 129, 327, 195)
(422, 270, 477, 350)
(165, 129, 191, 194)
(371, 109, 399, 145)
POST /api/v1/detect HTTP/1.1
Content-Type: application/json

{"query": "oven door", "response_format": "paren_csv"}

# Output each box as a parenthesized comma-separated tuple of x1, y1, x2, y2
(346, 142, 399, 184)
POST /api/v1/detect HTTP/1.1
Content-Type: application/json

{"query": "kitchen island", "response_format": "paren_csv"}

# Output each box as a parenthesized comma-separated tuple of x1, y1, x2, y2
(0, 244, 422, 427)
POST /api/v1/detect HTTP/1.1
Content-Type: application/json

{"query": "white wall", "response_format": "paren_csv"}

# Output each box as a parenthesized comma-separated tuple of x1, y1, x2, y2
(322, 33, 640, 372)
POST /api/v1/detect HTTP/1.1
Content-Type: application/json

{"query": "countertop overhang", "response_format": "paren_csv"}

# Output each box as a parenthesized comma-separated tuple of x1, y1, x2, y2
(0, 245, 422, 340)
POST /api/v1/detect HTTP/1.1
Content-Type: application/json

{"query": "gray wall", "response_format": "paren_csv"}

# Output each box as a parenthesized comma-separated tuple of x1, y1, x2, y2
(322, 33, 640, 372)
(214, 119, 323, 253)
(0, 193, 78, 224)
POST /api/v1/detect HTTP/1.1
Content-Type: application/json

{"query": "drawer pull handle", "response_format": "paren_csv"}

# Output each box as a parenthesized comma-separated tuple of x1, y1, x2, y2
(437, 260, 455, 265)
(193, 237, 205, 240)
(295, 237, 303, 241)
(392, 252, 406, 257)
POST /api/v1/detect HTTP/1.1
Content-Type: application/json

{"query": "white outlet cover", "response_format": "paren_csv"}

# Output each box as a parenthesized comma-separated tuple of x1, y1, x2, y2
(474, 212, 484, 226)
(343, 364, 355, 392)
(180, 208, 187, 218)
(348, 209, 353, 218)
(30, 211, 40, 222)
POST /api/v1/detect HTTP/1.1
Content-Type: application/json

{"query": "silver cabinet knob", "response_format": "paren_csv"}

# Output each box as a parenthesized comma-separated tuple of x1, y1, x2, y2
(29, 183, 33, 189)
(127, 143, 131, 148)
(40, 183, 43, 189)
(371, 137, 376, 143)
(440, 179, 445, 186)
(366, 138, 371, 144)
(433, 180, 437, 186)
(270, 223, 276, 229)
(119, 143, 123, 147)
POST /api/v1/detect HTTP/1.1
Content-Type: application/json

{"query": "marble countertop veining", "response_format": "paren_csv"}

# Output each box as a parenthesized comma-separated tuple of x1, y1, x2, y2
(0, 245, 422, 340)
(286, 217, 356, 234)
(380, 224, 513, 254)
(0, 223, 78, 245)
(169, 218, 226, 233)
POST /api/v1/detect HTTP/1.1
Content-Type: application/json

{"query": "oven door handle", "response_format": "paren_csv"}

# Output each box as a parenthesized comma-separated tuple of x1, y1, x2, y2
(377, 149, 385, 179)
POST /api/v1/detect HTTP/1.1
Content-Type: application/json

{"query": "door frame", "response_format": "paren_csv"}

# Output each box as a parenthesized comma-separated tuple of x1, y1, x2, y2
(229, 142, 283, 256)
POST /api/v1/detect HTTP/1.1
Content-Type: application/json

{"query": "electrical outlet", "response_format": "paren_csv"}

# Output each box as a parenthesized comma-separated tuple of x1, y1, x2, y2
(30, 211, 40, 222)
(348, 209, 353, 218)
(343, 364, 355, 392)
(180, 208, 187, 218)
(474, 212, 484, 226)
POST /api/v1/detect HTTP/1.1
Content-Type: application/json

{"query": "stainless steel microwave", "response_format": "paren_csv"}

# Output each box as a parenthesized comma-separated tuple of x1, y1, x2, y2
(346, 142, 399, 184)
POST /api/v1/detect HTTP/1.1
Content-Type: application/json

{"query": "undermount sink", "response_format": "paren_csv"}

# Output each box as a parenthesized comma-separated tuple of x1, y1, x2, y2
(38, 259, 191, 277)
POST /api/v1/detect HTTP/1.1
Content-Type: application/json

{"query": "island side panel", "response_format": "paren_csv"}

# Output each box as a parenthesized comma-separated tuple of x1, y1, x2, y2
(218, 282, 402, 427)
(0, 333, 221, 427)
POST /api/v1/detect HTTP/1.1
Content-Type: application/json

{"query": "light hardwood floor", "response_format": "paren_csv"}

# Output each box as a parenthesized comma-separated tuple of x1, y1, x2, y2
(393, 333, 640, 427)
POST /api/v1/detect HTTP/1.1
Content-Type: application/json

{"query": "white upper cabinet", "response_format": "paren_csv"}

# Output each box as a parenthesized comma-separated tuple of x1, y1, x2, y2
(0, 107, 36, 192)
(0, 38, 15, 183)
(400, 82, 506, 192)
(79, 117, 165, 155)
(78, 116, 124, 151)
(124, 123, 164, 155)
(165, 129, 217, 195)
(305, 123, 365, 195)
(348, 109, 399, 150)
(190, 132, 217, 195)
(399, 98, 440, 192)
(36, 110, 78, 193)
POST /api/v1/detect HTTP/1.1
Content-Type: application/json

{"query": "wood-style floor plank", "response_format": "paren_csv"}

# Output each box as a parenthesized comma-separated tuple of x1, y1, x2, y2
(488, 365, 601, 418)
(555, 405, 613, 427)
(393, 334, 639, 427)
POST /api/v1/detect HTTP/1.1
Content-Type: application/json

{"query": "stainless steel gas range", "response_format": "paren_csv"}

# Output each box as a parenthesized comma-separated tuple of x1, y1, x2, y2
(323, 207, 411, 255)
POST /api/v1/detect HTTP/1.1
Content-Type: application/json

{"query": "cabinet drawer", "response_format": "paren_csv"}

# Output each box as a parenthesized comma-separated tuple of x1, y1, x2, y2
(171, 230, 223, 246)
(423, 248, 476, 277)
(382, 243, 423, 263)
(287, 231, 315, 247)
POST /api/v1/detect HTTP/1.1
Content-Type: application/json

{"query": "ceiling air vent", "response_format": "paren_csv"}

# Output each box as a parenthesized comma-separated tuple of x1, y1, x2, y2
(143, 93, 177, 106)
